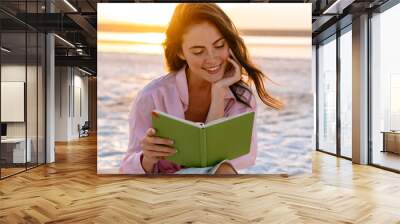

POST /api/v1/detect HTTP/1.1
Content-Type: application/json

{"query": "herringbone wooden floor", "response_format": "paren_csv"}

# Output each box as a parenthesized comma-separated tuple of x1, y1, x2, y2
(1, 135, 400, 224)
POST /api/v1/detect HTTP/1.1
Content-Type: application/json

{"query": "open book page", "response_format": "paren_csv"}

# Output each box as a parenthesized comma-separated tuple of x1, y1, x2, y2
(205, 111, 255, 166)
(152, 110, 202, 128)
(205, 111, 254, 128)
(153, 110, 254, 128)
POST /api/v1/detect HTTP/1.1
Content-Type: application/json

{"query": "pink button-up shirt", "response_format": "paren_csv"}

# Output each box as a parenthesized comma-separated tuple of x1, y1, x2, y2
(120, 66, 258, 174)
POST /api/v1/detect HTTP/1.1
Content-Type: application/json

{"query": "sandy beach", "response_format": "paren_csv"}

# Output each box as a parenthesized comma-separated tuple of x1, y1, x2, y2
(97, 52, 313, 174)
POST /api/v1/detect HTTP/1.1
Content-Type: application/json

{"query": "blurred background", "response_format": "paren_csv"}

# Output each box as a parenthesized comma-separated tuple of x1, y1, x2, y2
(97, 3, 313, 174)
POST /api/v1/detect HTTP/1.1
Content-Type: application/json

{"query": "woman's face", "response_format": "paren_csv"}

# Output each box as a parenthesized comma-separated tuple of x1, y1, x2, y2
(180, 22, 229, 83)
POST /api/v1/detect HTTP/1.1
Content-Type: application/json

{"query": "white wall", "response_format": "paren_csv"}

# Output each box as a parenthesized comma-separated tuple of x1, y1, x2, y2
(1, 65, 26, 140)
(55, 66, 70, 141)
(1, 65, 32, 138)
(74, 73, 89, 121)
(54, 67, 89, 141)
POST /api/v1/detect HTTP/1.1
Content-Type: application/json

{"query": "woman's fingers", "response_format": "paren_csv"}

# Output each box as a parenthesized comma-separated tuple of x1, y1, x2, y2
(228, 49, 242, 79)
(147, 136, 174, 146)
(227, 57, 241, 74)
(229, 48, 239, 63)
(143, 129, 174, 146)
(145, 150, 175, 158)
(146, 128, 174, 145)
(142, 143, 177, 154)
(226, 57, 242, 82)
(146, 128, 156, 136)
(141, 128, 176, 163)
(145, 128, 173, 144)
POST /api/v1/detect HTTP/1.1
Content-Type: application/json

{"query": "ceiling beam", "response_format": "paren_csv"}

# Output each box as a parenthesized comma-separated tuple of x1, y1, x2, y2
(322, 0, 356, 14)
(67, 13, 97, 46)
(55, 55, 96, 73)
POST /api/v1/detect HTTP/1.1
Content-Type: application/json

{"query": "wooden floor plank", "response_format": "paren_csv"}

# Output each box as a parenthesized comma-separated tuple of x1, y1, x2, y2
(0, 135, 400, 223)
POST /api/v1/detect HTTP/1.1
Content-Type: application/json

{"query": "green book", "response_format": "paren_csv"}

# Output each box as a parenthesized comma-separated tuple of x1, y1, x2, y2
(151, 110, 255, 167)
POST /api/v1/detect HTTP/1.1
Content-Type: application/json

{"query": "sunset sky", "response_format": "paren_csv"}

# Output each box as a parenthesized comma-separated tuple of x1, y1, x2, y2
(97, 3, 311, 58)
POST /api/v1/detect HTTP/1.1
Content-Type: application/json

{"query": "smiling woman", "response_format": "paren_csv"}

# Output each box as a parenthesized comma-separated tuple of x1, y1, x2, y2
(178, 23, 230, 84)
(118, 3, 283, 175)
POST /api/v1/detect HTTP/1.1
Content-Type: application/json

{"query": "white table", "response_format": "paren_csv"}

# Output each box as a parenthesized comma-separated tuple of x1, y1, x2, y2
(1, 138, 31, 163)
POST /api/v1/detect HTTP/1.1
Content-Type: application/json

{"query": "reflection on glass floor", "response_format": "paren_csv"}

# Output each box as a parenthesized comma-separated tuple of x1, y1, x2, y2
(372, 150, 400, 171)
(0, 167, 26, 178)
(0, 162, 39, 178)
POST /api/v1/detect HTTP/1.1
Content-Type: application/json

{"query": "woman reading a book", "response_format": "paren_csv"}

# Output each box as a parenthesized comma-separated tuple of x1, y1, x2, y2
(120, 3, 282, 174)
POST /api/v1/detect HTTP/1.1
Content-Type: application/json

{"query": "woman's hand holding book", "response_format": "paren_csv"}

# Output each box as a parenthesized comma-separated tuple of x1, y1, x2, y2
(140, 128, 176, 173)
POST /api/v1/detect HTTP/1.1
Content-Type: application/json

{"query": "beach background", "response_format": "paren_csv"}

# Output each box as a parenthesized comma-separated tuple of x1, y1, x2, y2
(97, 3, 313, 174)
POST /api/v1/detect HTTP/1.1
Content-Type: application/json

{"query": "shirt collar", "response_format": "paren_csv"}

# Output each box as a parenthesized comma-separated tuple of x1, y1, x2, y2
(175, 66, 236, 108)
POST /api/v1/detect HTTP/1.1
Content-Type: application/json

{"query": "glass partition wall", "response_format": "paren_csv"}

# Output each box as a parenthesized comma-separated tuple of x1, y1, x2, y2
(317, 35, 337, 155)
(339, 26, 352, 159)
(0, 30, 28, 177)
(316, 0, 400, 172)
(316, 26, 353, 159)
(370, 2, 400, 172)
(0, 1, 46, 179)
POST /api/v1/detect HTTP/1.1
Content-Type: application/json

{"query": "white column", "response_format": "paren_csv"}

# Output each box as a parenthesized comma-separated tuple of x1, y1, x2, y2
(312, 45, 317, 150)
(46, 1, 55, 163)
(352, 14, 369, 164)
(46, 33, 55, 163)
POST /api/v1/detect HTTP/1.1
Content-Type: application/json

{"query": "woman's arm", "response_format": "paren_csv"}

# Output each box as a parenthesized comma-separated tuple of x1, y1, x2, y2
(206, 49, 242, 123)
(120, 92, 154, 174)
(120, 91, 176, 174)
(205, 86, 226, 123)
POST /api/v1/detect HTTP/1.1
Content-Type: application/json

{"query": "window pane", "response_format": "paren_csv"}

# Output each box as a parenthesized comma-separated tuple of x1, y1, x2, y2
(340, 28, 352, 158)
(318, 37, 337, 154)
(371, 4, 400, 171)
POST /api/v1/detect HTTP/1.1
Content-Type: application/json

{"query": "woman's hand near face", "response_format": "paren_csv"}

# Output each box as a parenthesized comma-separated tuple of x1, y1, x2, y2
(206, 49, 242, 123)
(140, 128, 176, 173)
(213, 48, 242, 91)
